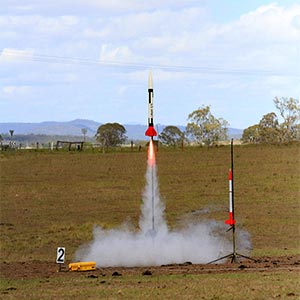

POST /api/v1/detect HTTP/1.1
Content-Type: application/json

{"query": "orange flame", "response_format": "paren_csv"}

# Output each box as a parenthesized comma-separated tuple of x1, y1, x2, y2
(148, 139, 156, 166)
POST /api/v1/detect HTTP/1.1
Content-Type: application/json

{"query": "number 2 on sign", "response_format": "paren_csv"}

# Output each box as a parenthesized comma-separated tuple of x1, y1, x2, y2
(56, 247, 65, 264)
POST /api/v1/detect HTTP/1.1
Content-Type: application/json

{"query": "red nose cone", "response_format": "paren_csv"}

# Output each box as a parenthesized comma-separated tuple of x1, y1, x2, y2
(145, 126, 157, 137)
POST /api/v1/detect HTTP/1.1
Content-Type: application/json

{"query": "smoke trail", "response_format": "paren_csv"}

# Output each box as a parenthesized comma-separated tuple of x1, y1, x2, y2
(139, 141, 167, 236)
(75, 142, 251, 267)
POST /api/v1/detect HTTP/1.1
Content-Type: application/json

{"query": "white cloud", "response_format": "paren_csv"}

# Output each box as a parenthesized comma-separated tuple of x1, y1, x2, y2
(89, 2, 300, 77)
(292, 14, 300, 29)
(1, 85, 32, 97)
(3, 86, 17, 94)
(0, 1, 299, 126)
(83, 28, 106, 39)
(264, 76, 300, 97)
(2, 2, 298, 74)
(100, 44, 134, 62)
(0, 15, 79, 36)
(1, 0, 201, 16)
(117, 85, 128, 96)
(235, 3, 300, 42)
(0, 48, 34, 62)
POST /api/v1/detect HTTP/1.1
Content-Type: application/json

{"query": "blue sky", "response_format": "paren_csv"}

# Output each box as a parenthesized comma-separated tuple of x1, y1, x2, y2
(0, 0, 300, 129)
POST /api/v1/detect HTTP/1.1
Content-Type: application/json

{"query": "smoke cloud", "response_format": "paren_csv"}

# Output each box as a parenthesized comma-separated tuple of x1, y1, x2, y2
(75, 151, 251, 267)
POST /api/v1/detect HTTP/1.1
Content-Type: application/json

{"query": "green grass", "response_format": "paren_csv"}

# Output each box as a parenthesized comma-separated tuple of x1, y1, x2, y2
(1, 271, 299, 300)
(0, 144, 300, 262)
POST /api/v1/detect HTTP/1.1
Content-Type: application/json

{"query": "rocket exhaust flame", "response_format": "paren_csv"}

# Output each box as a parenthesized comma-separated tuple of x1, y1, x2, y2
(149, 140, 155, 232)
(141, 139, 163, 236)
(148, 139, 155, 166)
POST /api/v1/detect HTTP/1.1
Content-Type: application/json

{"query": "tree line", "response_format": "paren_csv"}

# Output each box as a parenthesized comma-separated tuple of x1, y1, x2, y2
(2, 97, 297, 148)
(95, 105, 228, 148)
(242, 97, 300, 144)
(95, 97, 299, 147)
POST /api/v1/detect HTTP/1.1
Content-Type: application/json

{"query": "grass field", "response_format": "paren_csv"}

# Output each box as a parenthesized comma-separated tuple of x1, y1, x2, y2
(1, 270, 299, 300)
(0, 143, 300, 298)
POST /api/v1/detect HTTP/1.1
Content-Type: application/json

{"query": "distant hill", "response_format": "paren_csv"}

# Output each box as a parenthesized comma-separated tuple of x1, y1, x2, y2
(0, 119, 100, 137)
(0, 119, 243, 140)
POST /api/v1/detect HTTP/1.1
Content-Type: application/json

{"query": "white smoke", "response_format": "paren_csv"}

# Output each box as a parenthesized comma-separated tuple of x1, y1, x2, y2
(75, 158, 251, 267)
(139, 162, 168, 235)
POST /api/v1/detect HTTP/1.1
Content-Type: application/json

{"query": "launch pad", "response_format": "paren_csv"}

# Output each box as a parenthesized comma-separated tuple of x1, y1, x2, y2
(208, 224, 255, 264)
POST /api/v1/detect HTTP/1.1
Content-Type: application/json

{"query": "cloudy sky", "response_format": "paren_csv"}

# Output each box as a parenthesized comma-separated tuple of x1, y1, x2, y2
(1, 0, 300, 129)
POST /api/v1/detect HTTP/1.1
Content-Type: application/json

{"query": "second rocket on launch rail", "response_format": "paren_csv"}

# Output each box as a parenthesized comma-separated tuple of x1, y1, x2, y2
(225, 169, 236, 226)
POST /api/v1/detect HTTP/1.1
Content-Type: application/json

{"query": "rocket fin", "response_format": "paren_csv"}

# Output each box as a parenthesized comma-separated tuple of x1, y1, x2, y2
(225, 212, 236, 225)
(145, 126, 157, 137)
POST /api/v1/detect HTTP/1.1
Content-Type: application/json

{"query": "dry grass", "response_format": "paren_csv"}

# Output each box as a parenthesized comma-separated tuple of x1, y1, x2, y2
(1, 271, 299, 300)
(0, 144, 300, 262)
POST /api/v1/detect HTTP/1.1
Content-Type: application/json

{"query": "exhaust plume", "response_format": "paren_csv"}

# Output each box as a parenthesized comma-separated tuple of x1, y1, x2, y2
(75, 141, 251, 267)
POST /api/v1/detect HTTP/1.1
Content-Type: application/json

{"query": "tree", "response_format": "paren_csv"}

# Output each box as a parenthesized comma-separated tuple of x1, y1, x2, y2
(242, 124, 260, 143)
(96, 123, 127, 147)
(243, 97, 300, 144)
(274, 97, 300, 142)
(159, 126, 185, 147)
(81, 128, 87, 142)
(258, 112, 280, 144)
(186, 105, 229, 146)
(291, 123, 300, 141)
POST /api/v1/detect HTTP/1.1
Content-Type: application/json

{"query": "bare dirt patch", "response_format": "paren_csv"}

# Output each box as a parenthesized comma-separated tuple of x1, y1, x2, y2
(1, 255, 299, 280)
